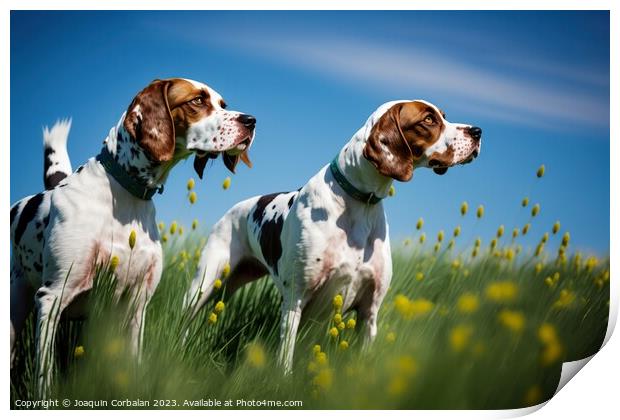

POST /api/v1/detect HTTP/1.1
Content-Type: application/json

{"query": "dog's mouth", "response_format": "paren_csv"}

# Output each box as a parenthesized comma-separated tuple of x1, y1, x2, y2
(191, 136, 254, 179)
(429, 149, 479, 175)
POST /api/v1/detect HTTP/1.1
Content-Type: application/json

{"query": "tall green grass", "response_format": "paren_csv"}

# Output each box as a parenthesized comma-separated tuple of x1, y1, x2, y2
(11, 225, 609, 409)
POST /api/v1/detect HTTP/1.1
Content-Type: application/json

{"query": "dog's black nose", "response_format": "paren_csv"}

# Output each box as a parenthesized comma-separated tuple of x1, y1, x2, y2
(468, 126, 482, 141)
(238, 114, 256, 128)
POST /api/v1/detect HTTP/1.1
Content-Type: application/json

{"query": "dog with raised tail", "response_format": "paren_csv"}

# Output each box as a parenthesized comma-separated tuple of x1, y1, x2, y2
(184, 99, 481, 372)
(10, 78, 256, 394)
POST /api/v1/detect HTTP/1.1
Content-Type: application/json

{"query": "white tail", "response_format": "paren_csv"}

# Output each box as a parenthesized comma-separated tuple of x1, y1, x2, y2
(43, 118, 72, 189)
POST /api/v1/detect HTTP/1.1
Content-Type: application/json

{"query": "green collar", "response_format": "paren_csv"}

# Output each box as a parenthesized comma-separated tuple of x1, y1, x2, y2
(97, 148, 163, 200)
(329, 156, 383, 205)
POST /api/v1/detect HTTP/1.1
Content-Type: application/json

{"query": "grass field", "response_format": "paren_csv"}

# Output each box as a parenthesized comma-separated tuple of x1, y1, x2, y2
(10, 176, 610, 410)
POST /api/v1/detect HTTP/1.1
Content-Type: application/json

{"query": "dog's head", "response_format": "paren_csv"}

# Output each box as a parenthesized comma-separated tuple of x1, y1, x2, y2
(123, 78, 255, 178)
(362, 100, 481, 181)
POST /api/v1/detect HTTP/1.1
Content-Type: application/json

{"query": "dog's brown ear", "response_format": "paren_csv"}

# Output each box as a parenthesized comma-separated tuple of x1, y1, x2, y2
(363, 104, 414, 182)
(124, 79, 175, 162)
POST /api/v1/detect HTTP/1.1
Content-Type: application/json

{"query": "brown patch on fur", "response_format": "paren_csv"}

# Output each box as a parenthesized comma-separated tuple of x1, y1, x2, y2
(363, 101, 445, 181)
(75, 241, 110, 292)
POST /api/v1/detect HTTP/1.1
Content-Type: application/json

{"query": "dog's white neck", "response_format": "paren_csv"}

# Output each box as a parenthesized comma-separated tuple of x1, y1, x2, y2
(103, 114, 187, 189)
(336, 126, 394, 201)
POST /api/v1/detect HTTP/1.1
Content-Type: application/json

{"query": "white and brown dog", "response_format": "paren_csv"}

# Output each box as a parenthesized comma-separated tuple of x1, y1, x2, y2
(10, 78, 255, 393)
(185, 100, 481, 372)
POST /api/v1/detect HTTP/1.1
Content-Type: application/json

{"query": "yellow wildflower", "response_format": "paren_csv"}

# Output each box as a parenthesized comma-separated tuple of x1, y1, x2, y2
(448, 239, 455, 250)
(222, 177, 231, 190)
(161, 234, 168, 243)
(214, 300, 225, 314)
(208, 312, 217, 325)
(419, 233, 426, 244)
(388, 185, 395, 197)
(346, 319, 356, 329)
(471, 247, 479, 258)
(490, 238, 497, 250)
(460, 201, 468, 216)
(110, 255, 120, 270)
(434, 243, 441, 253)
(74, 345, 85, 358)
(437, 230, 444, 242)
(416, 217, 424, 230)
(415, 272, 424, 281)
(498, 309, 525, 332)
(496, 225, 504, 238)
(312, 344, 321, 356)
(535, 262, 543, 274)
(128, 229, 137, 249)
(332, 294, 343, 310)
(158, 221, 165, 231)
(246, 342, 266, 368)
(475, 237, 481, 247)
(485, 281, 518, 302)
(531, 204, 540, 217)
(512, 228, 519, 239)
(450, 324, 473, 351)
(535, 243, 544, 257)
(522, 224, 530, 235)
(339, 340, 349, 351)
(169, 221, 177, 235)
(552, 221, 561, 234)
(213, 279, 223, 290)
(313, 368, 333, 390)
(457, 293, 479, 314)
(541, 232, 549, 243)
(521, 197, 529, 207)
(337, 322, 346, 331)
(523, 385, 543, 406)
(188, 191, 197, 204)
(222, 263, 231, 278)
(562, 232, 570, 247)
(453, 225, 461, 237)
(451, 259, 461, 270)
(553, 289, 575, 309)
(328, 327, 339, 338)
(315, 351, 328, 365)
(536, 164, 545, 178)
(187, 178, 195, 191)
(333, 313, 342, 324)
(476, 205, 484, 218)
(178, 226, 184, 236)
(192, 219, 199, 230)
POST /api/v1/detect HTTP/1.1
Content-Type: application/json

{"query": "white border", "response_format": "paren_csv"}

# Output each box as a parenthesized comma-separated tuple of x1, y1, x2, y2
(3, 1, 617, 419)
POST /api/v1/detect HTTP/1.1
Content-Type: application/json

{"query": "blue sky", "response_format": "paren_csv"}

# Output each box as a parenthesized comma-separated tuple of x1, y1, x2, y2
(10, 11, 609, 254)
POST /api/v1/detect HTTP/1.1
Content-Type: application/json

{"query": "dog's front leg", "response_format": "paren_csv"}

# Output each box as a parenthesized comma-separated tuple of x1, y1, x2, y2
(34, 285, 64, 398)
(277, 297, 303, 375)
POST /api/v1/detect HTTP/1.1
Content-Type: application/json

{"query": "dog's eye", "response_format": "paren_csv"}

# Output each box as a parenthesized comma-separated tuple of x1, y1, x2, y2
(424, 116, 435, 124)
(191, 97, 204, 106)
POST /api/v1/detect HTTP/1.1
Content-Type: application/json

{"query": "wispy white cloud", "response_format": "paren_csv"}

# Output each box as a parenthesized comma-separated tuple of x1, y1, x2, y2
(217, 34, 608, 129)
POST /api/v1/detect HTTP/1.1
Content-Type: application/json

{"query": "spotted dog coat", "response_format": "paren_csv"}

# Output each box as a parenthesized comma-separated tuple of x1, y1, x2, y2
(10, 78, 256, 394)
(185, 100, 482, 372)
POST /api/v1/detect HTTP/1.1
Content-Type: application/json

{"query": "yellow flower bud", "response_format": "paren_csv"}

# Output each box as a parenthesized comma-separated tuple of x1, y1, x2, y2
(434, 243, 441, 253)
(472, 247, 478, 258)
(128, 230, 137, 249)
(535, 262, 543, 274)
(453, 226, 461, 237)
(512, 228, 519, 239)
(535, 243, 544, 256)
(332, 294, 343, 310)
(110, 255, 120, 270)
(158, 221, 165, 231)
(419, 233, 426, 244)
(460, 202, 468, 216)
(333, 313, 342, 324)
(214, 301, 225, 314)
(339, 340, 349, 350)
(312, 344, 321, 356)
(222, 263, 231, 278)
(497, 225, 504, 238)
(522, 224, 530, 235)
(208, 312, 217, 325)
(192, 219, 199, 230)
(415, 272, 424, 281)
(531, 204, 540, 217)
(161, 234, 168, 243)
(562, 232, 570, 247)
(74, 345, 85, 358)
(337, 321, 346, 331)
(476, 205, 484, 218)
(189, 191, 197, 204)
(521, 197, 529, 207)
(537, 164, 545, 178)
(474, 237, 481, 247)
(178, 226, 184, 236)
(213, 279, 223, 290)
(447, 239, 455, 250)
(437, 230, 444, 242)
(388, 185, 395, 197)
(552, 221, 561, 234)
(187, 178, 195, 191)
(416, 218, 424, 230)
(346, 319, 356, 329)
(541, 233, 549, 243)
(329, 327, 339, 338)
(222, 177, 231, 190)
(490, 238, 497, 249)
(170, 221, 178, 235)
